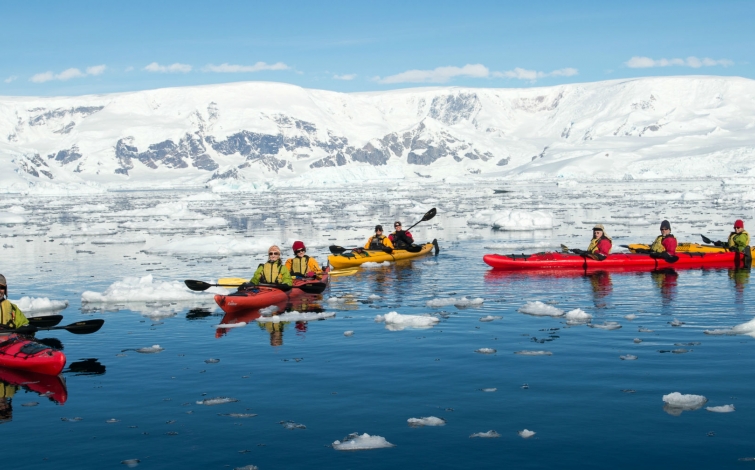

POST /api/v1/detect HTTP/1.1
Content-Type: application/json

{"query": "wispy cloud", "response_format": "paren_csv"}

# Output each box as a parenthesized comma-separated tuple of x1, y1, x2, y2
(333, 73, 357, 81)
(377, 64, 578, 84)
(4, 76, 17, 84)
(625, 56, 734, 69)
(30, 65, 107, 83)
(492, 67, 578, 81)
(202, 62, 289, 73)
(144, 62, 192, 73)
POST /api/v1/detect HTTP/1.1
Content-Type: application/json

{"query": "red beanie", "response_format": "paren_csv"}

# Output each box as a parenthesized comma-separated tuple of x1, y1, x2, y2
(292, 241, 306, 252)
(734, 219, 744, 228)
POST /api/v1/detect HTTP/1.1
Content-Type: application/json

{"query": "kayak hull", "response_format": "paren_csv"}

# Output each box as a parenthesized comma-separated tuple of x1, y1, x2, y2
(0, 334, 67, 375)
(328, 242, 435, 269)
(214, 271, 330, 315)
(483, 251, 749, 271)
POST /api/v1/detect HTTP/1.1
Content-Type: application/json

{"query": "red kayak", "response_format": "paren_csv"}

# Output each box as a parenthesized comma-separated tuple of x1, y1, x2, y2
(0, 334, 66, 376)
(0, 366, 68, 404)
(483, 251, 749, 271)
(214, 270, 329, 315)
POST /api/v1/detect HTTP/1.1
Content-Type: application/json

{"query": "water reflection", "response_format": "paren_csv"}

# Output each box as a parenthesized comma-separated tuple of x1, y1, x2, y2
(587, 271, 612, 308)
(0, 366, 68, 423)
(66, 358, 106, 376)
(651, 269, 678, 305)
(729, 268, 750, 305)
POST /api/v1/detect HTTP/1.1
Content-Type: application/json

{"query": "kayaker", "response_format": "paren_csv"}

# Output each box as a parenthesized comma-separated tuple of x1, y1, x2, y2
(650, 220, 677, 256)
(727, 220, 750, 253)
(587, 224, 612, 258)
(361, 225, 394, 252)
(0, 275, 28, 330)
(285, 241, 323, 279)
(250, 246, 293, 287)
(389, 221, 414, 249)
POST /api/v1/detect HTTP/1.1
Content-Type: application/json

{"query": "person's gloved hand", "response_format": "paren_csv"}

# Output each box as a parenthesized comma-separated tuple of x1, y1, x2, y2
(306, 271, 316, 278)
(237, 282, 252, 291)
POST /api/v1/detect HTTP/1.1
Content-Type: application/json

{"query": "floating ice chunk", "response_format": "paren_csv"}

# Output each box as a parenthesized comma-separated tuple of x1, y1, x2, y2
(204, 359, 220, 364)
(327, 296, 348, 304)
(426, 297, 484, 308)
(147, 235, 273, 256)
(662, 392, 707, 410)
(121, 459, 141, 468)
(515, 350, 553, 356)
(479, 315, 502, 322)
(234, 466, 258, 470)
(196, 397, 239, 406)
(565, 308, 592, 322)
(90, 236, 146, 245)
(407, 416, 446, 427)
(280, 421, 306, 430)
(590, 321, 622, 330)
(468, 209, 553, 231)
(343, 331, 354, 336)
(368, 294, 381, 300)
(706, 405, 735, 413)
(344, 203, 368, 211)
(81, 275, 208, 303)
(624, 314, 637, 320)
(11, 297, 69, 313)
(638, 327, 654, 333)
(633, 338, 642, 343)
(218, 413, 257, 418)
(257, 311, 336, 323)
(730, 317, 755, 338)
(620, 354, 638, 360)
(481, 388, 497, 392)
(214, 322, 247, 329)
(106, 418, 120, 423)
(669, 318, 684, 326)
(135, 345, 164, 354)
(518, 301, 564, 317)
(332, 433, 395, 451)
(703, 329, 736, 335)
(0, 212, 27, 224)
(259, 305, 279, 315)
(375, 311, 439, 330)
(518, 429, 536, 438)
(475, 348, 497, 354)
(362, 262, 391, 268)
(470, 430, 500, 438)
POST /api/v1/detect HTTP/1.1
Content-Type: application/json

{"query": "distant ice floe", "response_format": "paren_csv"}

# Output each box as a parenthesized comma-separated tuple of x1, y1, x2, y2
(481, 388, 497, 392)
(564, 308, 592, 323)
(518, 429, 536, 438)
(706, 404, 735, 413)
(475, 348, 497, 354)
(620, 354, 638, 360)
(362, 261, 391, 268)
(81, 275, 211, 303)
(624, 314, 637, 320)
(0, 212, 27, 224)
(662, 392, 707, 415)
(148, 235, 278, 256)
(426, 297, 484, 308)
(332, 433, 395, 451)
(480, 315, 502, 322)
(375, 311, 439, 330)
(258, 311, 336, 323)
(515, 350, 552, 356)
(590, 321, 622, 330)
(468, 209, 553, 231)
(407, 417, 446, 427)
(368, 294, 381, 300)
(518, 301, 563, 317)
(343, 331, 354, 336)
(280, 421, 306, 430)
(89, 236, 147, 245)
(11, 297, 68, 313)
(470, 430, 500, 438)
(196, 397, 239, 406)
(705, 317, 755, 337)
(135, 345, 164, 354)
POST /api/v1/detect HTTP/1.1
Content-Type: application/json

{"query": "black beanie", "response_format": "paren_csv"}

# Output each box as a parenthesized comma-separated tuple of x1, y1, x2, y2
(660, 220, 671, 230)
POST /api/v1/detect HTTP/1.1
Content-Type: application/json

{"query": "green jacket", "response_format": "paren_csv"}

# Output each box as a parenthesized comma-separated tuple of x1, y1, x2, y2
(728, 230, 750, 252)
(0, 300, 29, 329)
(250, 260, 293, 286)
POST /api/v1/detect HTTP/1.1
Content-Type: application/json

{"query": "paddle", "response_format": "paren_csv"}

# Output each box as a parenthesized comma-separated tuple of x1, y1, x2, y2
(184, 280, 291, 292)
(329, 208, 437, 255)
(28, 315, 64, 328)
(10, 319, 105, 335)
(403, 207, 437, 233)
(700, 234, 725, 247)
(561, 244, 606, 261)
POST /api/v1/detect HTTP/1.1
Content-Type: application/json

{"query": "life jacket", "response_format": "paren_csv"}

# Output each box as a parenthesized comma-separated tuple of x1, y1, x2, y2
(650, 234, 675, 253)
(368, 235, 388, 250)
(587, 235, 612, 254)
(391, 231, 413, 249)
(289, 255, 310, 276)
(0, 300, 20, 329)
(259, 260, 283, 284)
(728, 230, 750, 252)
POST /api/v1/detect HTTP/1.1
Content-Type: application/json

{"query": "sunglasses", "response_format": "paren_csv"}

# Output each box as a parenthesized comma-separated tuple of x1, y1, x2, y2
(394, 224, 401, 227)
(295, 248, 306, 253)
(268, 252, 280, 256)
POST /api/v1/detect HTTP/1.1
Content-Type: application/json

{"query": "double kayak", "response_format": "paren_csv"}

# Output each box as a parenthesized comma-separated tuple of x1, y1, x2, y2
(483, 251, 751, 271)
(0, 366, 67, 404)
(0, 334, 66, 375)
(327, 241, 438, 269)
(627, 243, 755, 255)
(214, 271, 330, 315)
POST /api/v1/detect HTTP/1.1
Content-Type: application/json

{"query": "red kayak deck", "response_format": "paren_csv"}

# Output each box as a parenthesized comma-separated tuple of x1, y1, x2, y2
(0, 334, 67, 376)
(483, 251, 749, 271)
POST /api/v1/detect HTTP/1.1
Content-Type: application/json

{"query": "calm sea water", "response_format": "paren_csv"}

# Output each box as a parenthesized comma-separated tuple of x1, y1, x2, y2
(2, 182, 754, 469)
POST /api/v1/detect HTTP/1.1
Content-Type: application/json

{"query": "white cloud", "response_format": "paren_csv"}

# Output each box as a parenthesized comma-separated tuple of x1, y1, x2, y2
(4, 76, 17, 84)
(29, 65, 107, 83)
(125, 66, 134, 72)
(492, 67, 579, 81)
(625, 56, 734, 69)
(144, 62, 192, 73)
(202, 62, 289, 73)
(378, 64, 489, 84)
(333, 73, 357, 81)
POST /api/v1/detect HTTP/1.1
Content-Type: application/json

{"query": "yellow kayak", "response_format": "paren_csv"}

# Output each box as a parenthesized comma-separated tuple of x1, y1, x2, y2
(328, 241, 437, 269)
(627, 243, 754, 254)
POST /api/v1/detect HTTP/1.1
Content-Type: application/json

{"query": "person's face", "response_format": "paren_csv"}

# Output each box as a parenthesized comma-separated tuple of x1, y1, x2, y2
(394, 223, 402, 231)
(375, 229, 383, 235)
(735, 226, 744, 233)
(593, 230, 603, 238)
(661, 228, 670, 235)
(295, 247, 306, 258)
(0, 285, 6, 296)
(268, 250, 280, 261)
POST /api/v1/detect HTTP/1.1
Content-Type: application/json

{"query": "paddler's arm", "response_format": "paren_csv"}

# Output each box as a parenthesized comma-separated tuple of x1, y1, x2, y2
(279, 266, 293, 286)
(11, 303, 28, 328)
(250, 265, 264, 285)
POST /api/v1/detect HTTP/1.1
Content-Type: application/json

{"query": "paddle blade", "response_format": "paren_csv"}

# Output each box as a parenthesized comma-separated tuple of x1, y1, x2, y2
(28, 315, 64, 328)
(422, 208, 437, 222)
(63, 319, 105, 335)
(329, 245, 348, 254)
(185, 280, 213, 291)
(560, 244, 570, 253)
(700, 234, 714, 244)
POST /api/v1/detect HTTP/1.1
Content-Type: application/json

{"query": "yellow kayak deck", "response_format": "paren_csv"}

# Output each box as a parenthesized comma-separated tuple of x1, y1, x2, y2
(328, 242, 435, 269)
(627, 243, 754, 254)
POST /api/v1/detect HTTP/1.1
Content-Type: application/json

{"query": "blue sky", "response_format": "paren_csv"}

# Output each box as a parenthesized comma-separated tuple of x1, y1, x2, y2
(1, 0, 751, 96)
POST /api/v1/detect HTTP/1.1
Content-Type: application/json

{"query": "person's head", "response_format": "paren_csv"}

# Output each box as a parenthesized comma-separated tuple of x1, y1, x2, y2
(592, 224, 605, 238)
(292, 241, 306, 257)
(735, 219, 745, 232)
(394, 221, 402, 231)
(375, 225, 383, 235)
(0, 274, 6, 298)
(660, 220, 671, 234)
(268, 245, 281, 261)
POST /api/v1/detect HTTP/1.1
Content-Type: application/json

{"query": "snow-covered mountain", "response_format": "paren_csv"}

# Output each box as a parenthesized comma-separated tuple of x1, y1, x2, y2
(2, 76, 755, 192)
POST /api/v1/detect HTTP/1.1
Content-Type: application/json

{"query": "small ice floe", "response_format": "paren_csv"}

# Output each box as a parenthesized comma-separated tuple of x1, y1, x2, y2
(669, 318, 685, 327)
(332, 433, 395, 451)
(624, 314, 637, 321)
(213, 322, 247, 329)
(467, 209, 553, 231)
(470, 430, 501, 438)
(638, 327, 654, 333)
(61, 417, 83, 422)
(590, 322, 622, 330)
(706, 404, 735, 413)
(620, 354, 638, 360)
(21, 402, 38, 407)
(481, 388, 497, 392)
(258, 311, 336, 323)
(426, 297, 484, 308)
(518, 301, 563, 317)
(81, 274, 209, 303)
(407, 416, 446, 427)
(361, 261, 391, 268)
(479, 315, 502, 322)
(327, 296, 348, 304)
(514, 350, 552, 356)
(11, 297, 69, 313)
(259, 305, 278, 315)
(218, 413, 257, 418)
(368, 294, 381, 300)
(705, 317, 755, 337)
(280, 421, 306, 430)
(662, 392, 707, 415)
(343, 331, 354, 336)
(196, 397, 238, 406)
(675, 342, 701, 346)
(475, 348, 497, 354)
(518, 429, 536, 439)
(134, 345, 164, 354)
(106, 418, 120, 423)
(121, 459, 141, 468)
(375, 311, 439, 330)
(204, 359, 220, 364)
(633, 338, 642, 343)
(234, 466, 258, 470)
(564, 308, 592, 323)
